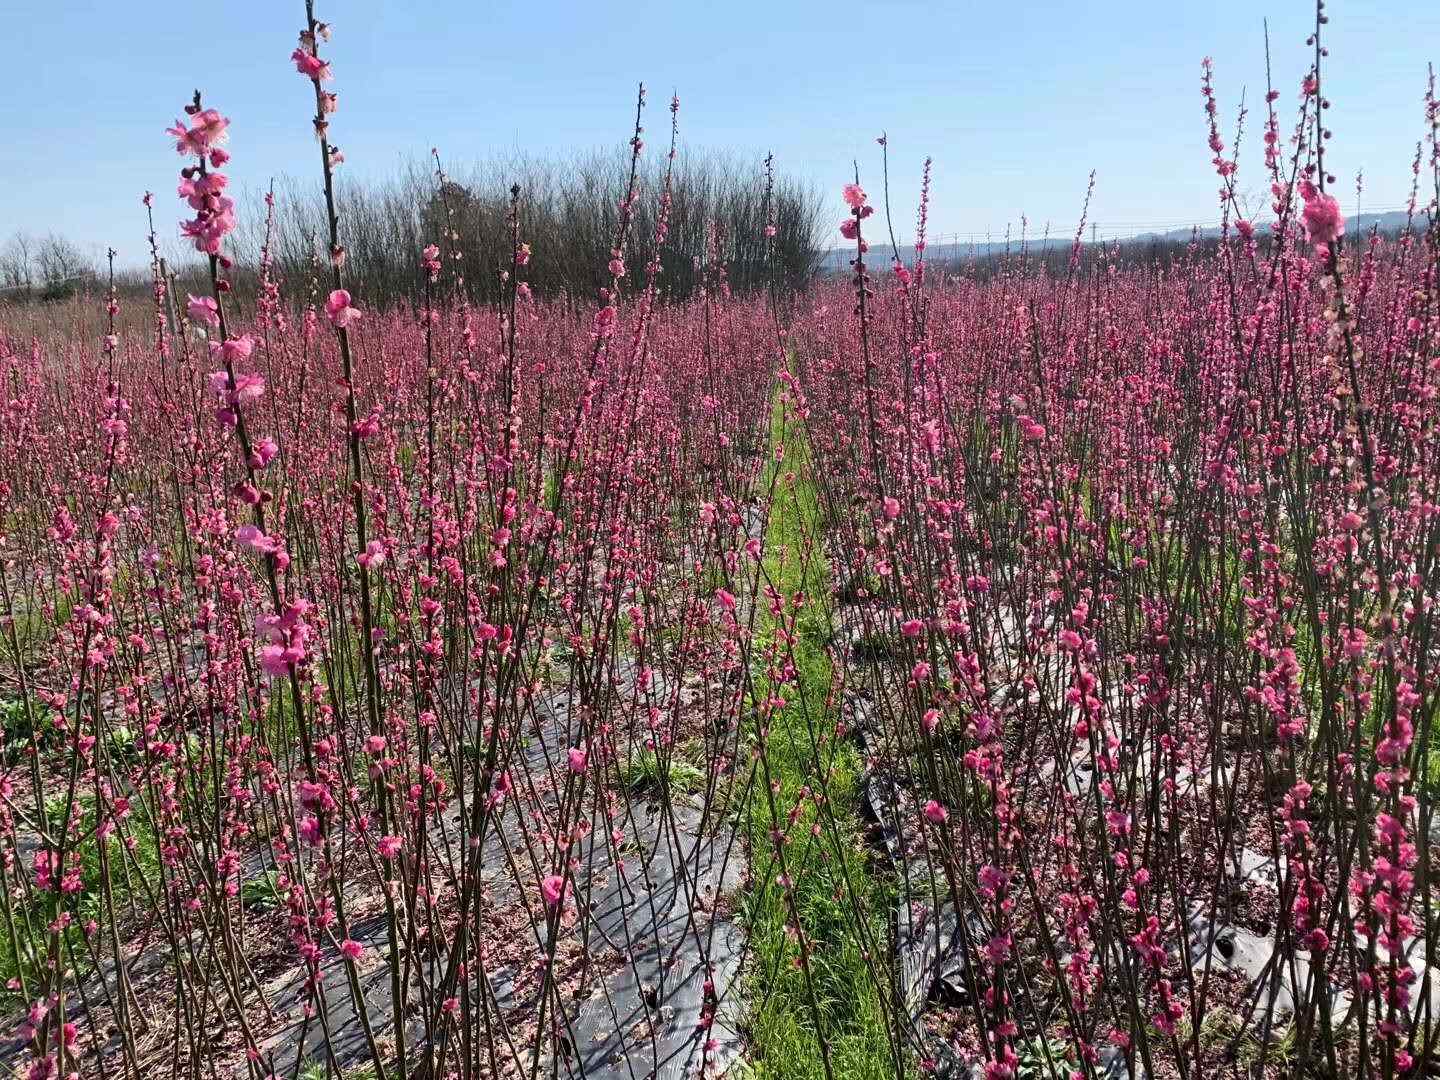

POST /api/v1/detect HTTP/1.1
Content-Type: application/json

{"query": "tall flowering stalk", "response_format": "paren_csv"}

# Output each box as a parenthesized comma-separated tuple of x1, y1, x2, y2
(289, 8, 402, 1076)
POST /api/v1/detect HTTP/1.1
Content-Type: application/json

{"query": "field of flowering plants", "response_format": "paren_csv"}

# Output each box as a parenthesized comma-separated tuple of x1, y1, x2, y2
(1, 3, 1439, 1080)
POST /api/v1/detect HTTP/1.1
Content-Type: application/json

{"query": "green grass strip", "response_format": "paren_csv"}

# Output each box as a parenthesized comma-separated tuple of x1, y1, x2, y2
(739, 393, 897, 1080)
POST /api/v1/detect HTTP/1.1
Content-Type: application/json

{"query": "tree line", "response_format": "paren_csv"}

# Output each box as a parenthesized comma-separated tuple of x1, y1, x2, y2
(228, 148, 826, 308)
(4, 148, 825, 311)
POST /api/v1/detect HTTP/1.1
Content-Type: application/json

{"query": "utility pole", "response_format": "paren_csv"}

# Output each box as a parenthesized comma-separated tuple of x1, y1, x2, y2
(160, 257, 179, 336)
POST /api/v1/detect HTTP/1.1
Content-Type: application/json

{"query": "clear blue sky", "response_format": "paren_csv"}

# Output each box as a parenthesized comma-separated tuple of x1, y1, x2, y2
(2, 0, 1436, 268)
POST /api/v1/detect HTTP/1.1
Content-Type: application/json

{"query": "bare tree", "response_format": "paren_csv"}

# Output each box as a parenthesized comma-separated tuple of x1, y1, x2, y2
(221, 148, 823, 309)
(0, 231, 34, 294)
(34, 232, 91, 287)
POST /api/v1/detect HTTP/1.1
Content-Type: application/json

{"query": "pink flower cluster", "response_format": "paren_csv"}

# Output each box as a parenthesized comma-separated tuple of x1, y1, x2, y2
(1299, 177, 1345, 256)
(325, 288, 362, 328)
(167, 102, 236, 256)
(255, 600, 312, 678)
(838, 182, 874, 250)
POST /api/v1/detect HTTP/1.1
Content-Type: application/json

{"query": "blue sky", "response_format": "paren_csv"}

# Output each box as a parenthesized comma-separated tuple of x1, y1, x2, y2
(2, 0, 1436, 268)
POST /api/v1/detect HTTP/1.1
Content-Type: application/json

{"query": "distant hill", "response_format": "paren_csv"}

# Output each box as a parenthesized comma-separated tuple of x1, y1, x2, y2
(820, 211, 1419, 272)
(1131, 209, 1413, 244)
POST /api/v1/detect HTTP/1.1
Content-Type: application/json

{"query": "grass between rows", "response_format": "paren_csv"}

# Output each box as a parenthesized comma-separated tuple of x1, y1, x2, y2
(739, 393, 896, 1080)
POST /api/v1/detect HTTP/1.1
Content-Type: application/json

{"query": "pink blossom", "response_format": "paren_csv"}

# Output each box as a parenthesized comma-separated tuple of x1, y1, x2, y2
(209, 335, 254, 364)
(1299, 180, 1345, 249)
(187, 294, 220, 328)
(299, 781, 336, 815)
(978, 865, 1008, 897)
(180, 200, 237, 255)
(231, 373, 265, 404)
(260, 645, 292, 678)
(568, 746, 588, 773)
(923, 800, 948, 824)
(983, 934, 1012, 965)
(166, 110, 230, 156)
(291, 47, 332, 81)
(353, 411, 381, 439)
(592, 305, 618, 339)
(541, 873, 566, 908)
(325, 289, 362, 328)
(235, 525, 278, 556)
(377, 835, 403, 860)
(249, 436, 280, 469)
(356, 540, 386, 569)
(842, 183, 867, 210)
